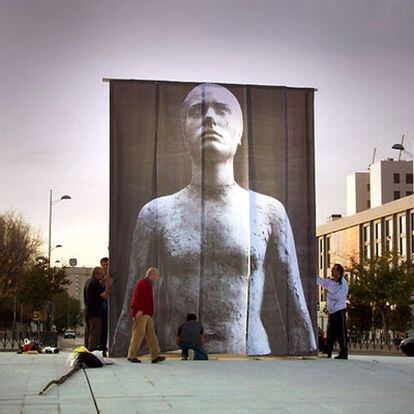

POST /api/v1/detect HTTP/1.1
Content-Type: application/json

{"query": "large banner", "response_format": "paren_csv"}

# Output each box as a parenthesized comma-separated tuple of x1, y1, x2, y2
(109, 80, 317, 356)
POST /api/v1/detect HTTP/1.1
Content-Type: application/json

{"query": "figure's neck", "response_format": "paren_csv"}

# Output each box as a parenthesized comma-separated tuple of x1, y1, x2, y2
(190, 159, 235, 187)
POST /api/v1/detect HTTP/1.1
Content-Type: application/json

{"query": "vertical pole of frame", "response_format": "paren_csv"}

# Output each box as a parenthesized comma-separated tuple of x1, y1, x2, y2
(284, 87, 290, 353)
(245, 85, 254, 354)
(198, 86, 207, 322)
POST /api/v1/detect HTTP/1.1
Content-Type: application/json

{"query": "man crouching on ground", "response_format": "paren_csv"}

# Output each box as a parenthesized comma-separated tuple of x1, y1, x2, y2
(176, 314, 208, 360)
(127, 267, 165, 364)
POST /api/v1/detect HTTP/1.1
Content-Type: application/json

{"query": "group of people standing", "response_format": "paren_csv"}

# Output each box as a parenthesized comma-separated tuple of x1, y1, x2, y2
(84, 259, 349, 361)
(83, 263, 207, 362)
(83, 257, 113, 356)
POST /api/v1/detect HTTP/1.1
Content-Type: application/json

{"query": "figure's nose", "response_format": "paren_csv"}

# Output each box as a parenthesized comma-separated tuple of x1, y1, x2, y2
(203, 107, 216, 127)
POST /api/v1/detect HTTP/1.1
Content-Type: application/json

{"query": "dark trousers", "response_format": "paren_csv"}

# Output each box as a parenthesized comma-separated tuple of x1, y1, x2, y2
(327, 309, 348, 357)
(180, 342, 208, 360)
(84, 316, 102, 351)
(99, 306, 108, 354)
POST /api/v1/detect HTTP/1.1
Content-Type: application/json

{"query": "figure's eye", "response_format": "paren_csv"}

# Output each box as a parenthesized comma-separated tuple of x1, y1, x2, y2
(188, 105, 202, 118)
(215, 105, 230, 116)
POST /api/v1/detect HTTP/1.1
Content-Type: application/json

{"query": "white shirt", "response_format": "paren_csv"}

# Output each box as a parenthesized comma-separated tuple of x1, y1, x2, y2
(317, 276, 349, 314)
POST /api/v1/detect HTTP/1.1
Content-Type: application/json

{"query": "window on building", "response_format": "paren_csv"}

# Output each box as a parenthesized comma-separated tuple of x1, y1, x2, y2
(398, 214, 407, 257)
(406, 173, 413, 184)
(394, 191, 401, 200)
(367, 184, 370, 191)
(318, 238, 324, 270)
(393, 173, 400, 184)
(410, 211, 414, 256)
(385, 217, 393, 252)
(367, 200, 371, 208)
(326, 236, 331, 268)
(362, 223, 371, 260)
(320, 286, 326, 302)
(374, 221, 382, 257)
(406, 191, 413, 196)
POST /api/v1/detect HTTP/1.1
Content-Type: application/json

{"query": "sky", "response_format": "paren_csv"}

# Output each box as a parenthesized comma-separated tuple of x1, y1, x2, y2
(1, 0, 413, 267)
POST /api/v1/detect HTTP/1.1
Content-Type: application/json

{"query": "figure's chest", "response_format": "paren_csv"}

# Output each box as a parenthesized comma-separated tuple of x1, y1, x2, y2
(159, 202, 270, 269)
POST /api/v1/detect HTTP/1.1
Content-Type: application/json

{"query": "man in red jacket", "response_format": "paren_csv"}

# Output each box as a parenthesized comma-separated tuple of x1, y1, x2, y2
(127, 267, 165, 363)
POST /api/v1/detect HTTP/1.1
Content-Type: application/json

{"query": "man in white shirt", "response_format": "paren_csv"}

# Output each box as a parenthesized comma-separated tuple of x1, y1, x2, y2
(317, 263, 349, 359)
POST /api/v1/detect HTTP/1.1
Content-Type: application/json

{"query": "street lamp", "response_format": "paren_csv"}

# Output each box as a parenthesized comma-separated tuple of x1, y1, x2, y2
(391, 135, 413, 160)
(48, 190, 71, 266)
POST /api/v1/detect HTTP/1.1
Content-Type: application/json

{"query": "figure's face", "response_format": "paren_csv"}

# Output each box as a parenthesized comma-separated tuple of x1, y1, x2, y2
(149, 271, 161, 283)
(94, 268, 105, 281)
(101, 260, 109, 274)
(182, 84, 243, 163)
(331, 266, 341, 281)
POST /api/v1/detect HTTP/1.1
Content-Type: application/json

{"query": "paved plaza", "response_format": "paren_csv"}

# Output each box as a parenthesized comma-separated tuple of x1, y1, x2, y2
(0, 352, 413, 414)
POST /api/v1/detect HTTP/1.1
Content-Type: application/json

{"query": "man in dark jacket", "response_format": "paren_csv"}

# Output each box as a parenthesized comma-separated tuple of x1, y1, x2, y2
(127, 267, 165, 364)
(84, 266, 112, 351)
(176, 314, 208, 360)
(99, 257, 110, 356)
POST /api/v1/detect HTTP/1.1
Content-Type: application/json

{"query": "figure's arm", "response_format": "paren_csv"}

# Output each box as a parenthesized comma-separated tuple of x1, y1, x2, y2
(176, 326, 182, 346)
(133, 282, 151, 317)
(100, 277, 113, 299)
(271, 203, 317, 352)
(317, 277, 339, 294)
(111, 202, 157, 353)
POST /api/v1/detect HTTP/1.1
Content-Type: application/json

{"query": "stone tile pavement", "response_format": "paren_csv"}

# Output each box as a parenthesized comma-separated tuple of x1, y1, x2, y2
(0, 352, 413, 413)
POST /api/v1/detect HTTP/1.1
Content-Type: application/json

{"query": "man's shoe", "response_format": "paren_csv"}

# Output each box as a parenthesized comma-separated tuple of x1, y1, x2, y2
(127, 358, 141, 363)
(181, 356, 188, 361)
(334, 355, 348, 360)
(151, 356, 166, 364)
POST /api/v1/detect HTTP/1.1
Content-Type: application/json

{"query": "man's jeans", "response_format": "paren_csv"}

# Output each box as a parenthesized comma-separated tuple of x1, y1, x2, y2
(180, 342, 208, 360)
(85, 316, 102, 351)
(99, 305, 108, 354)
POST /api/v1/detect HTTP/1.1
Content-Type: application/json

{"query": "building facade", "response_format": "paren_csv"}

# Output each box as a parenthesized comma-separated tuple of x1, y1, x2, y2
(346, 159, 413, 216)
(65, 266, 92, 313)
(370, 160, 413, 208)
(317, 195, 414, 330)
(346, 172, 370, 215)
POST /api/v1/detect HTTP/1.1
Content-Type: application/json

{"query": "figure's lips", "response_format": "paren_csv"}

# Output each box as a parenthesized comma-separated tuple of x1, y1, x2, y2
(201, 130, 222, 141)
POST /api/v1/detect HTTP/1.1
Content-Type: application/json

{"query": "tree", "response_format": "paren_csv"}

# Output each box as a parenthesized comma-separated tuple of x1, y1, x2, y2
(17, 261, 70, 310)
(53, 291, 82, 331)
(347, 298, 372, 334)
(347, 251, 414, 338)
(0, 211, 41, 300)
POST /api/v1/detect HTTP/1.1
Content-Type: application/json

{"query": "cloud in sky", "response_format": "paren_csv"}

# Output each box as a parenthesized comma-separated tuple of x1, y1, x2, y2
(0, 0, 413, 266)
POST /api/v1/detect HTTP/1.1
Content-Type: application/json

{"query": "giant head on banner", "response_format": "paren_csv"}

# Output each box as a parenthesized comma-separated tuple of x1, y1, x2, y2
(111, 82, 317, 356)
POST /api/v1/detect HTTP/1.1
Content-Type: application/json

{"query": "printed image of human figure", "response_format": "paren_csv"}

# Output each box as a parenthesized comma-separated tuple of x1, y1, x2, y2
(113, 83, 316, 356)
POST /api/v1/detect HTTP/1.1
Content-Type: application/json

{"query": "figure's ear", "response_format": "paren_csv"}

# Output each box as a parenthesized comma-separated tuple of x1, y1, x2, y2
(237, 124, 244, 146)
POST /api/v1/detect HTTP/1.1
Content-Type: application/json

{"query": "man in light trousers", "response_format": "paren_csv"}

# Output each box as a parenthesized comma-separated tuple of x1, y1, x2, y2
(127, 267, 165, 364)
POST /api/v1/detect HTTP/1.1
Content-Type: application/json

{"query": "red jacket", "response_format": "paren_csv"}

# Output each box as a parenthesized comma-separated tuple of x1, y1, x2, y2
(130, 278, 154, 318)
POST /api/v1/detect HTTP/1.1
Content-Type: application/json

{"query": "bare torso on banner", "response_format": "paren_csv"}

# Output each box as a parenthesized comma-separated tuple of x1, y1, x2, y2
(113, 184, 316, 355)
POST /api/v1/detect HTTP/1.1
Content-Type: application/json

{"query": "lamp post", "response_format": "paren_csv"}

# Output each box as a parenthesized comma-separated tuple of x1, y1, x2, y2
(48, 189, 71, 266)
(391, 134, 413, 160)
(391, 138, 414, 187)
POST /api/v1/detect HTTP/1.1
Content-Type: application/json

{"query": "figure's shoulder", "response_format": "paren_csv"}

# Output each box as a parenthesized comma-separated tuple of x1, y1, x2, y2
(137, 189, 187, 219)
(137, 277, 148, 287)
(248, 189, 287, 219)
